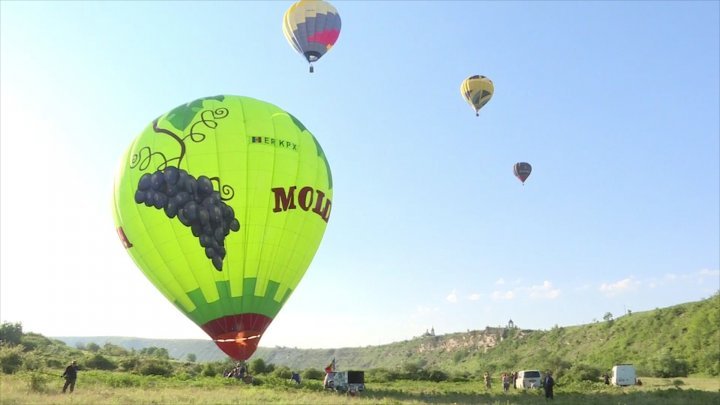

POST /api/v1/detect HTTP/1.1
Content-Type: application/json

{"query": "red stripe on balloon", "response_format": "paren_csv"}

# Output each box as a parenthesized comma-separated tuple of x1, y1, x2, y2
(307, 29, 340, 46)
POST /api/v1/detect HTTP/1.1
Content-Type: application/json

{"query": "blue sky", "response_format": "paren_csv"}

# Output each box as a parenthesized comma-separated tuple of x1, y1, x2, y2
(1, 1, 718, 350)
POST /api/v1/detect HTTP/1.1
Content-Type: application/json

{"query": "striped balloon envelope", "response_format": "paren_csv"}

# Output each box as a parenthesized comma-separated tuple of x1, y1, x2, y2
(283, 0, 341, 73)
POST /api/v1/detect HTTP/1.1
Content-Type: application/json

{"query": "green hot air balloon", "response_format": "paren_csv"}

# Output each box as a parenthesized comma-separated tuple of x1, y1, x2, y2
(112, 95, 333, 360)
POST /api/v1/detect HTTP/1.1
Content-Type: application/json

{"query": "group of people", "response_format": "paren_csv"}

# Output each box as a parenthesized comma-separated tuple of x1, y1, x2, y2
(225, 362, 258, 384)
(483, 371, 522, 390)
(482, 370, 555, 400)
(224, 362, 248, 379)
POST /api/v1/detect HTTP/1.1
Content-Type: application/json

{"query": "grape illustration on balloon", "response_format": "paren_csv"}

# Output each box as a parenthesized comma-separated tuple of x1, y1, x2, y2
(128, 95, 239, 271)
(133, 167, 240, 271)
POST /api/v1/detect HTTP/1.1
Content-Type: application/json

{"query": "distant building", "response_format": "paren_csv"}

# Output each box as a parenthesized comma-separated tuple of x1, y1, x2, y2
(507, 319, 515, 329)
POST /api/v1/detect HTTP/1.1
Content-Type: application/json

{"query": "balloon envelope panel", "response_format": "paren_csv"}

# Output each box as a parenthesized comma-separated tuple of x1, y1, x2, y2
(112, 95, 333, 359)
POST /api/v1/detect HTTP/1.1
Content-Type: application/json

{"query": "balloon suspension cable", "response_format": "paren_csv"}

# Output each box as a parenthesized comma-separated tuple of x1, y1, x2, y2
(214, 334, 262, 343)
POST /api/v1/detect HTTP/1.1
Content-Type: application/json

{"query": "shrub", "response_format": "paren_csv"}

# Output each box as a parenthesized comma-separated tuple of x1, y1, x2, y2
(46, 358, 63, 368)
(696, 347, 720, 376)
(365, 367, 400, 383)
(174, 372, 192, 381)
(86, 354, 117, 370)
(21, 352, 49, 372)
(449, 371, 471, 382)
(453, 350, 469, 364)
(401, 360, 426, 378)
(107, 373, 142, 388)
(201, 363, 217, 377)
(272, 366, 292, 379)
(119, 356, 139, 372)
(0, 345, 24, 374)
(19, 333, 52, 351)
(250, 358, 268, 374)
(302, 368, 324, 381)
(139, 346, 169, 359)
(0, 322, 23, 346)
(426, 369, 449, 382)
(102, 343, 129, 357)
(649, 350, 689, 377)
(138, 359, 173, 376)
(176, 363, 202, 378)
(28, 372, 50, 393)
(564, 364, 602, 383)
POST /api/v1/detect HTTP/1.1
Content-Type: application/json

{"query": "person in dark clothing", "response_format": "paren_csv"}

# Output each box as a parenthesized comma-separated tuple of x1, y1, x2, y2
(61, 360, 79, 393)
(603, 373, 610, 385)
(543, 371, 554, 400)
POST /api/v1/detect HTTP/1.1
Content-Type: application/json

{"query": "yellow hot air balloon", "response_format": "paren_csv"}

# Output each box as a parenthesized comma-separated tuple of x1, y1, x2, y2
(461, 75, 494, 116)
(283, 0, 341, 73)
(112, 95, 333, 360)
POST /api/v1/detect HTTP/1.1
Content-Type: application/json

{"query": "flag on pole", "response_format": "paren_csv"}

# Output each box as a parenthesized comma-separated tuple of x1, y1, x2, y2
(324, 357, 335, 373)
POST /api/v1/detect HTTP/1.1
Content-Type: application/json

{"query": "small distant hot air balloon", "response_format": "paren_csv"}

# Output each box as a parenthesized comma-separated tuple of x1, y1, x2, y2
(283, 0, 341, 73)
(113, 95, 333, 361)
(513, 162, 532, 185)
(461, 75, 494, 116)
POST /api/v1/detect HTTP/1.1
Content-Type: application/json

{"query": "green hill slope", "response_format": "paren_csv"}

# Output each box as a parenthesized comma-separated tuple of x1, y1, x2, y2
(54, 293, 719, 376)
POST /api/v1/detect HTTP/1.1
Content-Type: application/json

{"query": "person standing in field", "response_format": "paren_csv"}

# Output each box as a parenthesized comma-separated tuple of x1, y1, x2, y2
(502, 372, 510, 392)
(61, 360, 79, 393)
(483, 371, 491, 389)
(543, 371, 555, 400)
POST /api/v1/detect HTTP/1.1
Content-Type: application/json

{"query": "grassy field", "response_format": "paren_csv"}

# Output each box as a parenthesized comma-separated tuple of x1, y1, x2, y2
(1, 372, 718, 405)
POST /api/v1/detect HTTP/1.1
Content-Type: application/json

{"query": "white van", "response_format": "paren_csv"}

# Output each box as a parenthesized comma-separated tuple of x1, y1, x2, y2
(611, 364, 636, 386)
(516, 370, 542, 388)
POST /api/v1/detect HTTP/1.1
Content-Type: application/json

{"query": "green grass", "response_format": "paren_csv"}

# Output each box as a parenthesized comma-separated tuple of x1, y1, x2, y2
(2, 372, 718, 405)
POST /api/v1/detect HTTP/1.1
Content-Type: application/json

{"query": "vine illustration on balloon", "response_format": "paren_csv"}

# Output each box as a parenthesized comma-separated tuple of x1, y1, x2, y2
(129, 99, 240, 271)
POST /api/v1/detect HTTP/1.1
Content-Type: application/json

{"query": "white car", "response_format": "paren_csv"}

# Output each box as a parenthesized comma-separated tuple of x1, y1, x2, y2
(516, 370, 543, 388)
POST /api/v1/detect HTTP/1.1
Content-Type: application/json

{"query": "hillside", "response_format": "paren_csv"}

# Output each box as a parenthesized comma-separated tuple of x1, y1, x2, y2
(54, 293, 719, 376)
(53, 336, 226, 363)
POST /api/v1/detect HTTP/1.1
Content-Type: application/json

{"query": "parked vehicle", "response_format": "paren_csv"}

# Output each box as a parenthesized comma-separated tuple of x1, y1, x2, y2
(611, 364, 636, 386)
(324, 371, 365, 395)
(516, 370, 543, 388)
